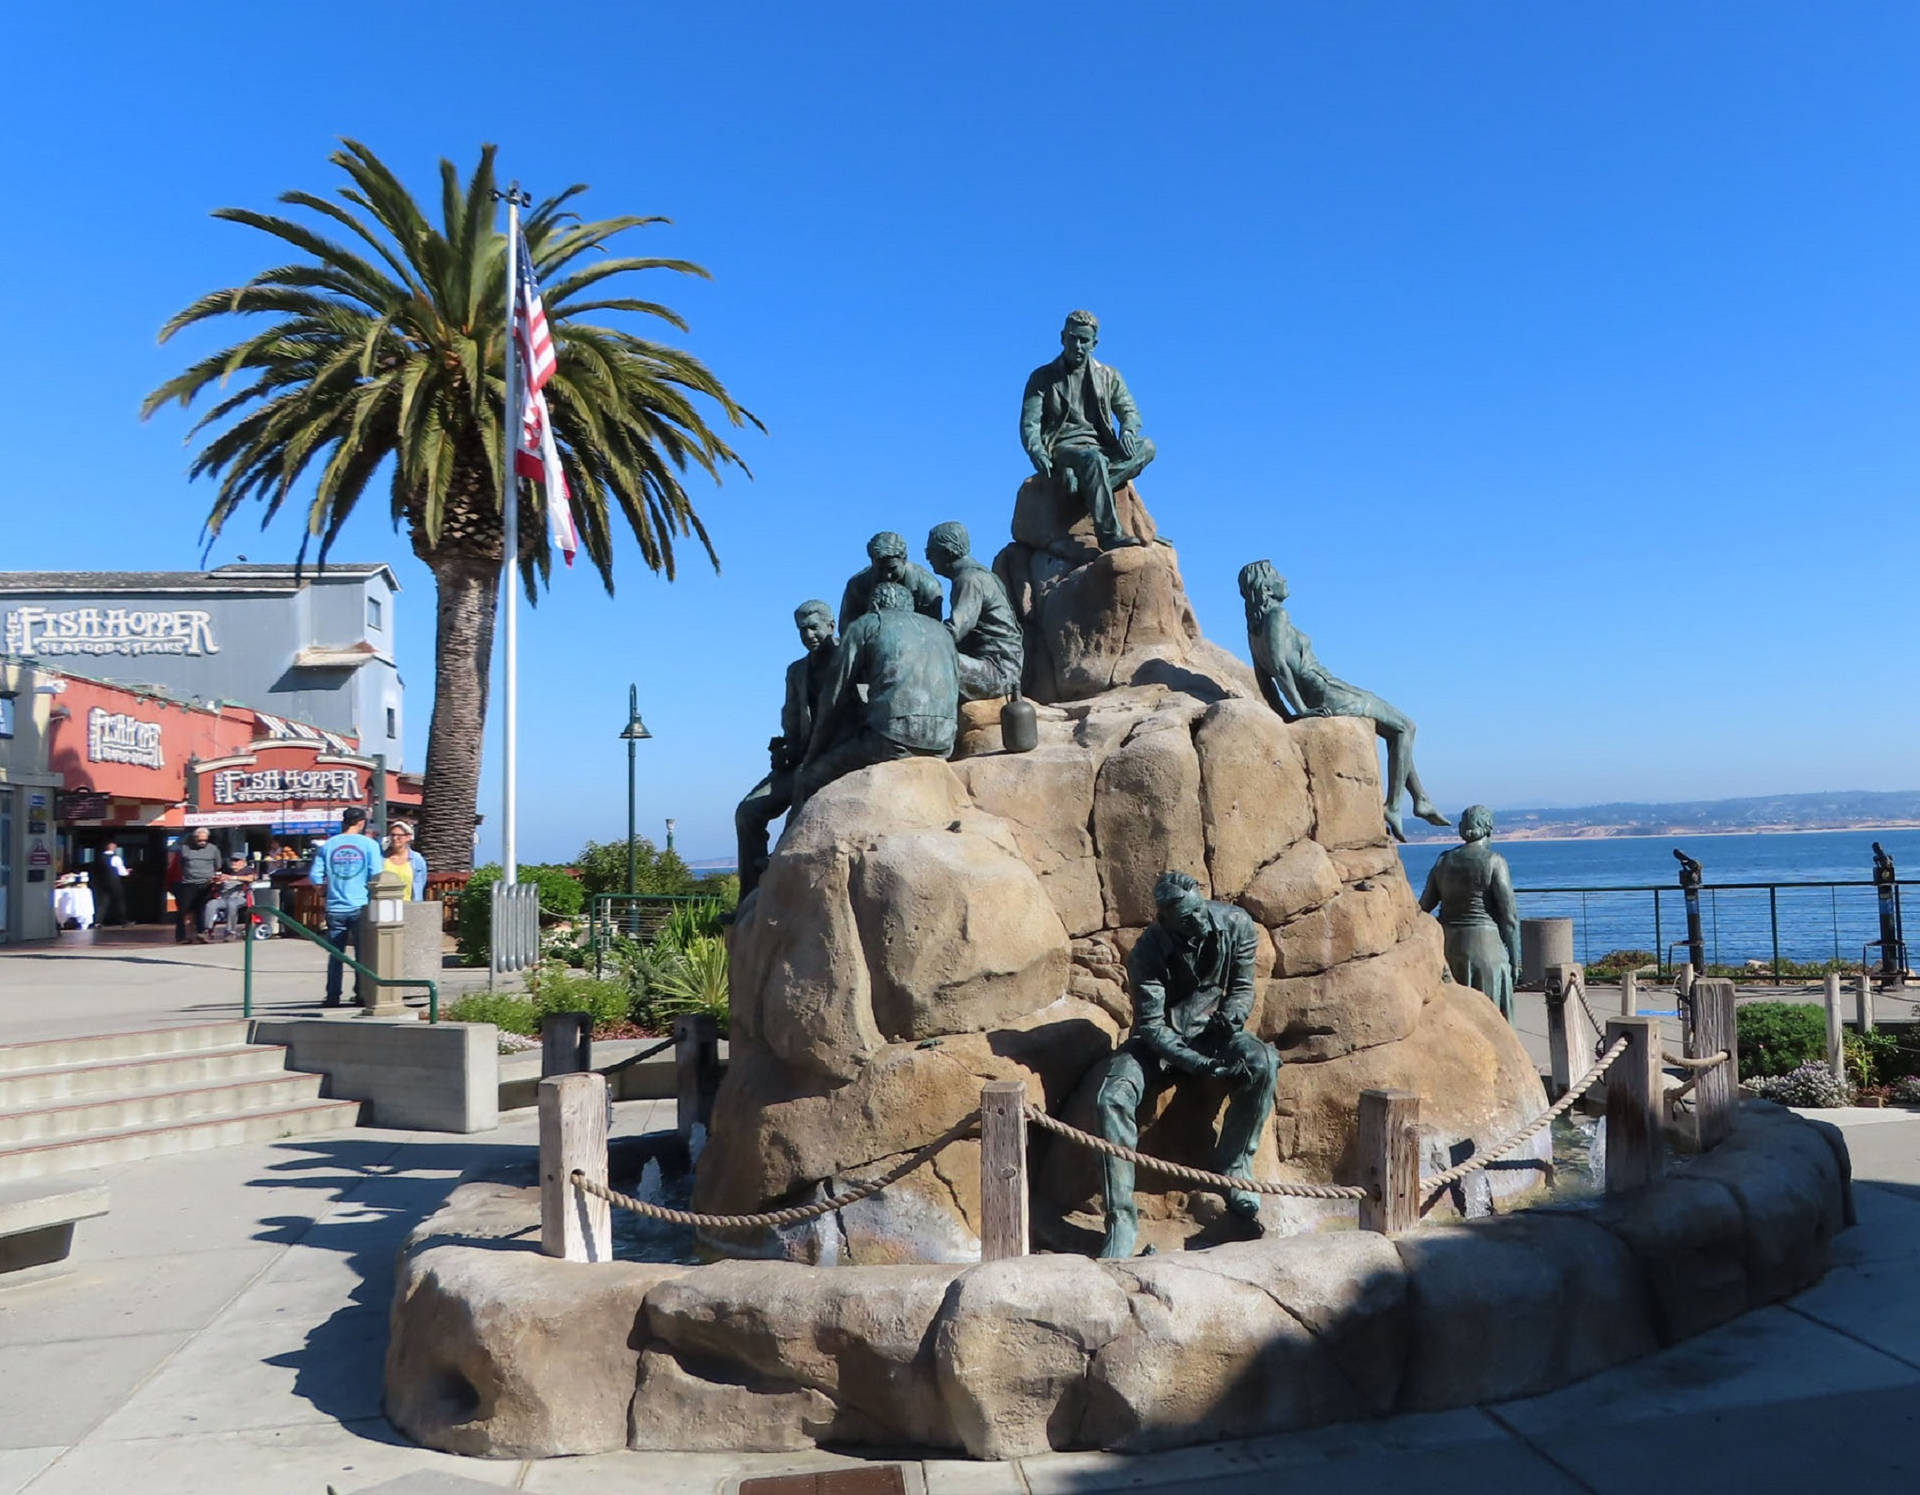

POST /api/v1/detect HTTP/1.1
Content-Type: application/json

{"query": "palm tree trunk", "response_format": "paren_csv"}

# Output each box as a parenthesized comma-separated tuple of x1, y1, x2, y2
(416, 552, 498, 875)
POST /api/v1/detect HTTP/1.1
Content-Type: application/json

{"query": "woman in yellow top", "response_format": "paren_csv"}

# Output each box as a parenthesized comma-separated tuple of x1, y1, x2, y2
(384, 821, 427, 899)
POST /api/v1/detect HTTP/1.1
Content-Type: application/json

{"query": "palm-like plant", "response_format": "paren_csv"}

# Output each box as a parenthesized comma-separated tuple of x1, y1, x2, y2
(143, 140, 758, 872)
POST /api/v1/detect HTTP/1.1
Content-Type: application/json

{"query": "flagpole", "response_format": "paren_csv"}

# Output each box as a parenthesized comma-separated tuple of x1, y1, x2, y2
(496, 183, 526, 887)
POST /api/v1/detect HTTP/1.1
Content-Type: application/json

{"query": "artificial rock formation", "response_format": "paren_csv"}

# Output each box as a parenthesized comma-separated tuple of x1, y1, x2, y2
(697, 483, 1554, 1259)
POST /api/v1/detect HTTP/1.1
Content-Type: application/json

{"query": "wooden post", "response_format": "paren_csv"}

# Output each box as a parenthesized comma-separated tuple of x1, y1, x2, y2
(1824, 973, 1845, 1081)
(541, 1010, 592, 1077)
(1357, 1088, 1420, 1234)
(1858, 971, 1876, 1035)
(1677, 962, 1694, 998)
(1604, 1017, 1662, 1194)
(1544, 963, 1587, 1100)
(1691, 977, 1738, 1150)
(674, 1013, 720, 1138)
(539, 1072, 611, 1262)
(1620, 968, 1639, 1017)
(978, 1081, 1029, 1260)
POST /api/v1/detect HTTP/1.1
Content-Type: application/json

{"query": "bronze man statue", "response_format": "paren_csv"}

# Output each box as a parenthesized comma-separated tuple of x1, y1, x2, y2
(1419, 805, 1521, 1023)
(1094, 870, 1280, 1259)
(1020, 310, 1156, 551)
(1240, 560, 1450, 843)
(925, 520, 1023, 701)
(734, 599, 837, 898)
(793, 581, 960, 813)
(839, 531, 945, 630)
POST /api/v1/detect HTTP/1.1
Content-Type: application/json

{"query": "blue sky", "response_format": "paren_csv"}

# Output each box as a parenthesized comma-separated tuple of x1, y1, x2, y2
(5, 4, 1917, 863)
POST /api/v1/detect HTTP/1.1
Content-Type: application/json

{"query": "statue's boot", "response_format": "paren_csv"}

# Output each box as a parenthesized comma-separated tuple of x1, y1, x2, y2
(1099, 1209, 1139, 1259)
(1097, 531, 1147, 551)
(1224, 1185, 1262, 1222)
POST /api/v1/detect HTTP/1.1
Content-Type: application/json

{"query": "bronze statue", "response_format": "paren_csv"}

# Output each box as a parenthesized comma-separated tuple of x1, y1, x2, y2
(1239, 560, 1450, 842)
(1094, 870, 1279, 1259)
(793, 581, 960, 813)
(839, 532, 944, 629)
(1020, 310, 1155, 551)
(1418, 805, 1521, 1023)
(925, 520, 1023, 701)
(735, 600, 837, 898)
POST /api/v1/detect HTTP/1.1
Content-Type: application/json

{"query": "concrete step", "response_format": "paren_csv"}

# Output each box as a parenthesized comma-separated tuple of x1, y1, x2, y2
(0, 1100, 363, 1184)
(0, 1047, 293, 1108)
(0, 1073, 327, 1145)
(0, 1022, 253, 1075)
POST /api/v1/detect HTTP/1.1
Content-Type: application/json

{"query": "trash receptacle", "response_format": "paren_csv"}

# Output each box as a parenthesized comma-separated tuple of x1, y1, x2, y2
(249, 881, 281, 938)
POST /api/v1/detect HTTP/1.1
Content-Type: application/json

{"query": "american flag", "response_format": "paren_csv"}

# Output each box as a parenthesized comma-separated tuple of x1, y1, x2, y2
(512, 231, 580, 566)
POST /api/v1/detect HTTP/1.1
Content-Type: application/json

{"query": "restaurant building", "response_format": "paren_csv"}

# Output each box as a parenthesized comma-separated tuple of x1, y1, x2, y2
(0, 563, 405, 770)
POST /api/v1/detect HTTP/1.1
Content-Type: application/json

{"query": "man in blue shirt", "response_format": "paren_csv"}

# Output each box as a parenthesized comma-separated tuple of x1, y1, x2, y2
(310, 808, 385, 1006)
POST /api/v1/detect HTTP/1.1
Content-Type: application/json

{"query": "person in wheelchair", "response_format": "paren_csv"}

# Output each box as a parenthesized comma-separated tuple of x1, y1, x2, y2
(203, 852, 257, 941)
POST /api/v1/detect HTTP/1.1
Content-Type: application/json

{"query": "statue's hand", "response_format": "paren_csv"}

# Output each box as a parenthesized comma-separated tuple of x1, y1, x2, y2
(1118, 430, 1137, 460)
(1030, 451, 1052, 481)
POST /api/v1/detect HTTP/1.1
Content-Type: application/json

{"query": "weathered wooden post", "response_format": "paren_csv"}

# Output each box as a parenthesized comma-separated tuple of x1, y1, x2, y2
(539, 1072, 611, 1262)
(978, 1081, 1029, 1260)
(1620, 968, 1639, 1017)
(541, 1010, 592, 1077)
(1691, 977, 1738, 1150)
(1857, 971, 1876, 1035)
(1544, 963, 1588, 1100)
(1604, 1016, 1662, 1193)
(1357, 1088, 1420, 1234)
(1824, 973, 1845, 1081)
(674, 1013, 720, 1138)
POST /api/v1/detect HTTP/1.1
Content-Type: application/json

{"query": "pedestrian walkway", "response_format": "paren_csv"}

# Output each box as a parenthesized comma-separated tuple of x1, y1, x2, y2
(1, 1096, 1916, 1493)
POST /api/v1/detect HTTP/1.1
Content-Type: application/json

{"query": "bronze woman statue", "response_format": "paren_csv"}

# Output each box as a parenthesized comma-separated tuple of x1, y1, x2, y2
(1418, 805, 1521, 1023)
(1239, 560, 1449, 841)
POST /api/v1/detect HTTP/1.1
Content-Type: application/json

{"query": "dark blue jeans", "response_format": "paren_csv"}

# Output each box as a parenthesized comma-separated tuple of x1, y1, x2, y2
(324, 913, 362, 1004)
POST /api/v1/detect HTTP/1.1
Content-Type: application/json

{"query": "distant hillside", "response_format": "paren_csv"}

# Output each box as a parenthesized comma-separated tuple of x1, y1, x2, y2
(1397, 790, 1920, 842)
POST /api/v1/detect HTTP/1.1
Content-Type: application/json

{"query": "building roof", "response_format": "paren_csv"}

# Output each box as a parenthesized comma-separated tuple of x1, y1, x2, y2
(0, 563, 400, 595)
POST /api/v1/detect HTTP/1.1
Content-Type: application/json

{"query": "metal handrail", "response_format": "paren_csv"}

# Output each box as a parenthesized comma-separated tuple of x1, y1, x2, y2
(587, 891, 721, 973)
(240, 904, 439, 1023)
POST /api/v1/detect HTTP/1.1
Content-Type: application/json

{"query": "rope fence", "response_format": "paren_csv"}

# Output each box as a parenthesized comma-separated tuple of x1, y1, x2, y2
(540, 991, 1742, 1261)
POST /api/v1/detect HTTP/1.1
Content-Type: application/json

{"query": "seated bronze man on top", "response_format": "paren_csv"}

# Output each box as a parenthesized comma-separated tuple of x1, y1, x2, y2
(1019, 310, 1157, 551)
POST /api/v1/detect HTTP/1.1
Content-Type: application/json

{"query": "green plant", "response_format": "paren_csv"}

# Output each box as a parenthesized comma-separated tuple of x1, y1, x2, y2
(144, 140, 758, 875)
(1736, 1002, 1829, 1078)
(1746, 1062, 1853, 1108)
(525, 962, 634, 1031)
(1892, 1075, 1920, 1105)
(443, 992, 539, 1036)
(656, 899, 724, 953)
(570, 836, 708, 898)
(1845, 1030, 1901, 1089)
(653, 934, 730, 1035)
(458, 864, 587, 963)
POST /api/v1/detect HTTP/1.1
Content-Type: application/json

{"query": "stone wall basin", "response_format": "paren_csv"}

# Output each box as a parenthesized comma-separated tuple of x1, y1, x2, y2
(385, 1101, 1852, 1461)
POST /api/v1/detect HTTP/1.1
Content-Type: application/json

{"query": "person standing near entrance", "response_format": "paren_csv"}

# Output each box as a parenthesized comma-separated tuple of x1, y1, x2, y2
(310, 808, 384, 1006)
(94, 840, 130, 927)
(174, 828, 223, 944)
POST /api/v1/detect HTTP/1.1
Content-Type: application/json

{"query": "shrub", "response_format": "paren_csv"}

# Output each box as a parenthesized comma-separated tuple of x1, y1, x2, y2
(525, 961, 639, 1031)
(1745, 1062, 1853, 1108)
(457, 864, 587, 964)
(1845, 1030, 1905, 1089)
(656, 899, 725, 953)
(653, 934, 730, 1036)
(1892, 1075, 1920, 1105)
(1736, 1002, 1828, 1078)
(569, 836, 706, 898)
(443, 992, 539, 1036)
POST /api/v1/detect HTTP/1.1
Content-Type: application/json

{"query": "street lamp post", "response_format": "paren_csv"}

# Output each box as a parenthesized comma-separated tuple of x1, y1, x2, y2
(620, 685, 652, 902)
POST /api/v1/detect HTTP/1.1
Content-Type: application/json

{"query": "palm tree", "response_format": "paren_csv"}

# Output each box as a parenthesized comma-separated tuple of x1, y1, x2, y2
(144, 140, 758, 873)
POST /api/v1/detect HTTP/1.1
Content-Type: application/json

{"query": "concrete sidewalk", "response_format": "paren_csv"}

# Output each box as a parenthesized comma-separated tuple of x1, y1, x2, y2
(1, 1099, 1917, 1494)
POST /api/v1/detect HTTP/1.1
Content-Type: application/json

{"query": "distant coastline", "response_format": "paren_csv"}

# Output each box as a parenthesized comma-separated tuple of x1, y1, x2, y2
(1395, 790, 1920, 844)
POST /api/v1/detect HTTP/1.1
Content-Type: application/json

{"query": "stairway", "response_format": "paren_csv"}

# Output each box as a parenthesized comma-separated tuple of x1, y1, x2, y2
(0, 1022, 358, 1182)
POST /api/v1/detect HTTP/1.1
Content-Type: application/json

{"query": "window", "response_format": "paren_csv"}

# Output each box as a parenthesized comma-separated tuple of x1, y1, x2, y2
(385, 707, 397, 738)
(367, 595, 383, 630)
(0, 696, 12, 739)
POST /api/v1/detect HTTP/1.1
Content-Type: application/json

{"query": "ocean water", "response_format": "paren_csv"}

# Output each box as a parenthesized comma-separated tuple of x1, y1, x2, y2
(1395, 828, 1918, 971)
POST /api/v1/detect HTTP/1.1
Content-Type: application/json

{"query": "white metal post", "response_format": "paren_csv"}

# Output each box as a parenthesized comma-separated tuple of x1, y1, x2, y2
(499, 190, 521, 887)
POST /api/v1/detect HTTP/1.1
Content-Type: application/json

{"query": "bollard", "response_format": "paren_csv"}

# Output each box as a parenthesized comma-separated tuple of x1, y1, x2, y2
(674, 1013, 720, 1138)
(541, 1011, 593, 1077)
(539, 1072, 611, 1262)
(1544, 963, 1588, 1100)
(1604, 1017, 1662, 1194)
(1857, 971, 1876, 1035)
(1357, 1089, 1420, 1234)
(359, 868, 414, 1017)
(1620, 968, 1639, 1017)
(1824, 973, 1845, 1082)
(978, 1081, 1030, 1260)
(1691, 978, 1738, 1150)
